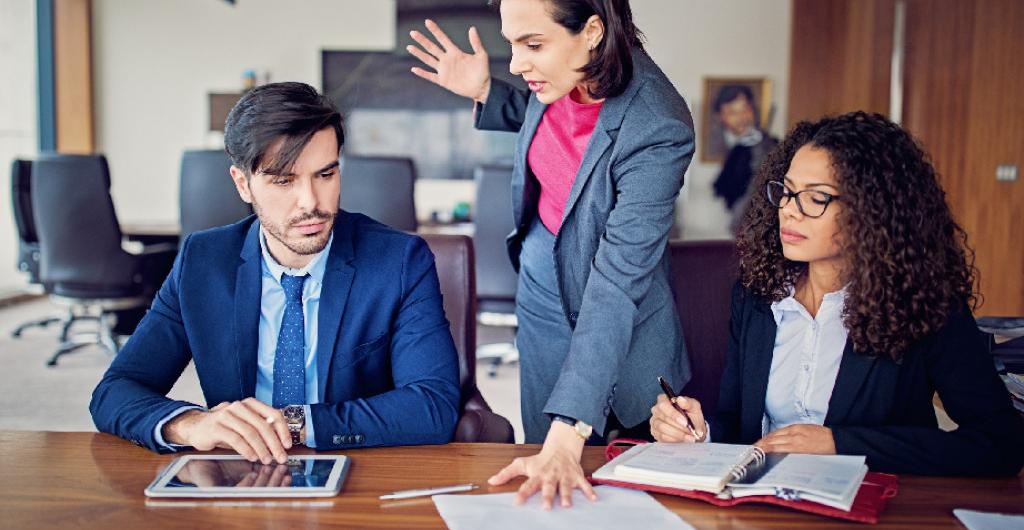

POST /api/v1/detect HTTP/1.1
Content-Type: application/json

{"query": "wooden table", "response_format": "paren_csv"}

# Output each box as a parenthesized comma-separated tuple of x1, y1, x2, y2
(1, 431, 1021, 529)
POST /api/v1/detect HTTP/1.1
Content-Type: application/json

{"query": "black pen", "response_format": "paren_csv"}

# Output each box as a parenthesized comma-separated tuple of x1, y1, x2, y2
(657, 376, 701, 439)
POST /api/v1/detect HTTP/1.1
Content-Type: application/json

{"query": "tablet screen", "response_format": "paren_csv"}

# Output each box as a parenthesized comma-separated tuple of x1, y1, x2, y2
(146, 455, 349, 497)
(167, 459, 336, 488)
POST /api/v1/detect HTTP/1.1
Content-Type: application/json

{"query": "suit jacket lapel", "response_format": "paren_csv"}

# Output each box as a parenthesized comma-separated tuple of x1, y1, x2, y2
(825, 341, 878, 425)
(315, 215, 356, 401)
(234, 221, 262, 398)
(744, 302, 776, 441)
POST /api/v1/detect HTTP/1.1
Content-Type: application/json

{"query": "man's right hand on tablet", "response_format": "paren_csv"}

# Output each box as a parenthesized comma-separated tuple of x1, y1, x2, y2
(162, 398, 292, 464)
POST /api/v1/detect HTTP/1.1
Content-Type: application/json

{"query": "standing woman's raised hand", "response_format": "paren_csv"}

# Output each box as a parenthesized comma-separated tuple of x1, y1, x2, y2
(407, 19, 492, 104)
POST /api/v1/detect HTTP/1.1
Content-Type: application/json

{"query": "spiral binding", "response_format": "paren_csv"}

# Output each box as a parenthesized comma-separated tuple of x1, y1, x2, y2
(727, 446, 767, 482)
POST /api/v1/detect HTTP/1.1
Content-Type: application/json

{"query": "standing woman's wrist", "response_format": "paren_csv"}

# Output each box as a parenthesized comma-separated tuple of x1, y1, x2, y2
(473, 78, 492, 105)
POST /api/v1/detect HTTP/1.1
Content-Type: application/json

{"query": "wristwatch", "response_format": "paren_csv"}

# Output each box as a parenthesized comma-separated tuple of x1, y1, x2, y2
(282, 405, 305, 445)
(551, 415, 593, 441)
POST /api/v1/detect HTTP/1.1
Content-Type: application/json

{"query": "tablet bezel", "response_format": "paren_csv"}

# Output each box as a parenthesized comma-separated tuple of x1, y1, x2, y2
(144, 454, 349, 498)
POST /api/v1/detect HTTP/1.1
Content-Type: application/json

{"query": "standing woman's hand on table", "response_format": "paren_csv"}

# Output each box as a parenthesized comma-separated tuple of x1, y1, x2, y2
(407, 19, 492, 104)
(486, 420, 598, 510)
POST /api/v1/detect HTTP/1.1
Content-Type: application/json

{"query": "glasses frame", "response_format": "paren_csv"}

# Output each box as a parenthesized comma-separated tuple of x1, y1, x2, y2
(765, 180, 840, 218)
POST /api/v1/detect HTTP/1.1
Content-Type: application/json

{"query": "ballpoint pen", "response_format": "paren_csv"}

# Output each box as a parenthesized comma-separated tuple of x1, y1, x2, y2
(379, 483, 478, 500)
(658, 376, 701, 439)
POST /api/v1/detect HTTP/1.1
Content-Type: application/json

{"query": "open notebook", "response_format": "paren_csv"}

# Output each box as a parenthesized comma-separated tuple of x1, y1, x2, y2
(592, 442, 868, 512)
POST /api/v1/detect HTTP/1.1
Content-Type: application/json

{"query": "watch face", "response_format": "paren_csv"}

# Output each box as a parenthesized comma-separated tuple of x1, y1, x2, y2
(576, 422, 593, 439)
(282, 405, 304, 422)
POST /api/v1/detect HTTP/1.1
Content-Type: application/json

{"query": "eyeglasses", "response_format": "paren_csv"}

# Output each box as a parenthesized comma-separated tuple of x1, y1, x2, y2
(765, 181, 840, 218)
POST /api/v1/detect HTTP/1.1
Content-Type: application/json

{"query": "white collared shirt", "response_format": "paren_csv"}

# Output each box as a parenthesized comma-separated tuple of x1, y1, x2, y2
(762, 288, 849, 435)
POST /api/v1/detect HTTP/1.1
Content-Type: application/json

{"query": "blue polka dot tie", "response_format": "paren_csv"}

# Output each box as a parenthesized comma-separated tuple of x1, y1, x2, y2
(273, 274, 307, 408)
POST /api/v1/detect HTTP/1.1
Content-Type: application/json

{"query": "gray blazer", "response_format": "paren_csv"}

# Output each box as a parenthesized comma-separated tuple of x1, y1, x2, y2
(474, 50, 695, 434)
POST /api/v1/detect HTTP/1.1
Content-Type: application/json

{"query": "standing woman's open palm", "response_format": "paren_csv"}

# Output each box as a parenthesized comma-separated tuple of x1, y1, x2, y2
(407, 19, 492, 104)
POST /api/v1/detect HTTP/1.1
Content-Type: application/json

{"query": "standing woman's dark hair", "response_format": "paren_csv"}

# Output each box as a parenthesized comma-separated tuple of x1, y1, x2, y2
(490, 0, 644, 98)
(737, 111, 978, 360)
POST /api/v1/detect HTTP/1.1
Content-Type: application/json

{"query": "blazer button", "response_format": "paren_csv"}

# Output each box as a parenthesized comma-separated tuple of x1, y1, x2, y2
(332, 435, 343, 445)
(603, 406, 610, 416)
(354, 434, 365, 444)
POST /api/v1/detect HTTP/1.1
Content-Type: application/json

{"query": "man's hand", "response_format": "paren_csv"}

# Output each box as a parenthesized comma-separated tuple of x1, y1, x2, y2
(487, 421, 597, 510)
(755, 424, 836, 454)
(163, 398, 292, 464)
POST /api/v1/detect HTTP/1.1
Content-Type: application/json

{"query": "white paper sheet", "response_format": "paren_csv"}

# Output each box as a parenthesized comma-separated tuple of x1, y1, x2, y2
(953, 509, 1024, 530)
(432, 485, 695, 530)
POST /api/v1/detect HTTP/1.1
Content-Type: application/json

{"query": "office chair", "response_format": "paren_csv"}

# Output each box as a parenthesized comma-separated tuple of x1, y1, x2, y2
(420, 233, 515, 443)
(31, 154, 177, 366)
(8, 159, 65, 338)
(472, 164, 519, 377)
(179, 149, 252, 240)
(668, 240, 738, 415)
(339, 155, 418, 231)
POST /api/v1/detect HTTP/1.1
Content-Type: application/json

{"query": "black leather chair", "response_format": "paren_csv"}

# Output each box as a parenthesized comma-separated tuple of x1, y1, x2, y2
(179, 149, 252, 241)
(8, 159, 65, 337)
(339, 155, 418, 231)
(420, 233, 515, 443)
(668, 240, 738, 416)
(472, 164, 519, 377)
(31, 154, 177, 366)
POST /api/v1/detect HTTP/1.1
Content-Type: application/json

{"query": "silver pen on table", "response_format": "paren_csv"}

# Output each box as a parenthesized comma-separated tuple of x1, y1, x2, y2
(379, 483, 478, 500)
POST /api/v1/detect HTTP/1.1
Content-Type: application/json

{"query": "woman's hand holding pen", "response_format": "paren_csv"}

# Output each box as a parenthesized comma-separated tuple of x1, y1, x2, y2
(650, 394, 708, 443)
(487, 421, 597, 510)
(407, 19, 492, 104)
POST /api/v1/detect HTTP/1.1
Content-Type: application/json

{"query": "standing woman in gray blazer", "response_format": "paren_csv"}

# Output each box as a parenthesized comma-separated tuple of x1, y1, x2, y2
(408, 0, 694, 508)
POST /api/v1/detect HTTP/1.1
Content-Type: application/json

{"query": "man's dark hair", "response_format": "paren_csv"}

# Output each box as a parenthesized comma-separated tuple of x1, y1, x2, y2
(713, 84, 756, 115)
(490, 0, 644, 100)
(224, 82, 344, 177)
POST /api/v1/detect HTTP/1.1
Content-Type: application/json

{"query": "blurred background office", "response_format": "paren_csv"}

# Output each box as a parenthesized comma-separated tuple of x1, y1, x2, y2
(2, 0, 1022, 437)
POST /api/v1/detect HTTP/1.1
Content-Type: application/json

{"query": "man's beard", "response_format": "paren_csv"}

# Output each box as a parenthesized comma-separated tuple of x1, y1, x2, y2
(254, 203, 336, 256)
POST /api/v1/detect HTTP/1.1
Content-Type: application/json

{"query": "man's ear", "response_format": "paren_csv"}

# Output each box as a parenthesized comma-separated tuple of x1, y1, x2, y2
(229, 165, 254, 204)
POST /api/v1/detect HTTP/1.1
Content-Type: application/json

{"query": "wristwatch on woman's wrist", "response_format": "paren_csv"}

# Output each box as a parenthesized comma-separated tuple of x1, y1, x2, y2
(551, 415, 593, 441)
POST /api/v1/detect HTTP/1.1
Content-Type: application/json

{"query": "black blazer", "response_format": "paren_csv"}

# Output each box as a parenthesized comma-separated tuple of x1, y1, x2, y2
(712, 283, 1024, 477)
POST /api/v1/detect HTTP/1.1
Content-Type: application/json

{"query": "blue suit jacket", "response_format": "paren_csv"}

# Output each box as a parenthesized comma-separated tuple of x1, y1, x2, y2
(90, 212, 460, 452)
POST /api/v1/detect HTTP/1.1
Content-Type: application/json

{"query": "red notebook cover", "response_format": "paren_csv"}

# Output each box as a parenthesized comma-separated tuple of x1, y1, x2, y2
(590, 439, 899, 524)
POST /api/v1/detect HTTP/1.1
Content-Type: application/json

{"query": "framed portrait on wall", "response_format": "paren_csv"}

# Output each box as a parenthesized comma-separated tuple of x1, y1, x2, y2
(700, 77, 773, 163)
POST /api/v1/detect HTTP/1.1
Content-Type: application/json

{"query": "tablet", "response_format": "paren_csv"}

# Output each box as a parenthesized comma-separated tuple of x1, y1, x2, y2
(144, 454, 349, 498)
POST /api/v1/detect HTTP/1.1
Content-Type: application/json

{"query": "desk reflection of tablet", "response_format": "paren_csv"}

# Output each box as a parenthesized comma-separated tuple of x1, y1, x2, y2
(145, 455, 349, 498)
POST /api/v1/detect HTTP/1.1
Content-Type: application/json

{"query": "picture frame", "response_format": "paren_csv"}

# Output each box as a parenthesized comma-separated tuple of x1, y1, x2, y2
(700, 77, 773, 163)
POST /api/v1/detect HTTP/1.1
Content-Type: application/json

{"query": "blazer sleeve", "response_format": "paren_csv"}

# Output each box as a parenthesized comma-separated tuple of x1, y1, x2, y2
(709, 282, 748, 443)
(308, 236, 461, 449)
(89, 235, 200, 453)
(832, 305, 1024, 477)
(542, 94, 695, 434)
(473, 78, 530, 133)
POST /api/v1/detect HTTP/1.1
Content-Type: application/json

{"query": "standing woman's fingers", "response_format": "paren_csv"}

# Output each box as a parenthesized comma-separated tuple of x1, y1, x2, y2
(409, 30, 446, 58)
(424, 19, 458, 52)
(468, 26, 486, 55)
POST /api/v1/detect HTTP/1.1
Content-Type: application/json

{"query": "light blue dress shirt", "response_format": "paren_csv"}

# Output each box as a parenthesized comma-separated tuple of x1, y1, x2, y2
(763, 288, 848, 435)
(154, 224, 333, 450)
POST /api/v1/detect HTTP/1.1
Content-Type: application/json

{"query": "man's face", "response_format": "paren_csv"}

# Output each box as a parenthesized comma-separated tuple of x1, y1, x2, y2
(230, 127, 341, 267)
(719, 95, 756, 137)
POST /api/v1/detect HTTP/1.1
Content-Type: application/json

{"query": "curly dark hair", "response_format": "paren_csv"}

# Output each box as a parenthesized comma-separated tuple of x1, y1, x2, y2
(736, 111, 977, 360)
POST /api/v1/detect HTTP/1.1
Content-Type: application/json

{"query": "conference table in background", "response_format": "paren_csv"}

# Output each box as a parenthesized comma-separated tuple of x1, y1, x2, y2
(1, 432, 1021, 529)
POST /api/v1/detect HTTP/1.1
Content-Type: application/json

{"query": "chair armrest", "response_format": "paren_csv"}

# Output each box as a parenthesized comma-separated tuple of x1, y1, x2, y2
(455, 390, 515, 443)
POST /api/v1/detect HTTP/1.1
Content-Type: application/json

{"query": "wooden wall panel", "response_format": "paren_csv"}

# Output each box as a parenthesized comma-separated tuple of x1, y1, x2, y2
(792, 0, 1024, 314)
(787, 0, 893, 127)
(959, 0, 1024, 315)
(54, 0, 93, 153)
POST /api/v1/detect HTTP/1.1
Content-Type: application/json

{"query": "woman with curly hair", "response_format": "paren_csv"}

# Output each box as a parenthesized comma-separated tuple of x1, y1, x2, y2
(649, 111, 1024, 476)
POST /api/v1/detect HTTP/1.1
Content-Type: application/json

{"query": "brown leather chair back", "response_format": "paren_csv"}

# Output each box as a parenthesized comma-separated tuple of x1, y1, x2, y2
(669, 240, 738, 417)
(420, 233, 515, 442)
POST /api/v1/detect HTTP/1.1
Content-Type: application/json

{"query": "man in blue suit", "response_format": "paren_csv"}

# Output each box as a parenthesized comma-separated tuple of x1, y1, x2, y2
(90, 82, 460, 464)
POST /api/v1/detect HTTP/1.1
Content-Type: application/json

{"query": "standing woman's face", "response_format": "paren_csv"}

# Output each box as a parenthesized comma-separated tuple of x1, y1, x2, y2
(500, 0, 605, 104)
(776, 146, 845, 268)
